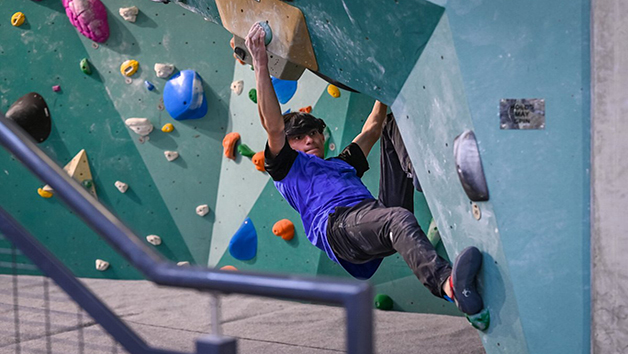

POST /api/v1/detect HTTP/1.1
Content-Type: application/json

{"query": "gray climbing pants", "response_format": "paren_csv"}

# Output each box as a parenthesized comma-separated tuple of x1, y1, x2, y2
(326, 113, 451, 298)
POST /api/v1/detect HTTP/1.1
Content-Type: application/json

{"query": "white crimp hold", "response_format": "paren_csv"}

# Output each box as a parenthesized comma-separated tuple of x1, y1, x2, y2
(154, 63, 175, 79)
(196, 204, 209, 217)
(125, 118, 154, 136)
(230, 80, 244, 95)
(95, 259, 110, 271)
(114, 181, 128, 193)
(164, 151, 179, 162)
(119, 6, 139, 22)
(146, 235, 162, 246)
(177, 261, 190, 266)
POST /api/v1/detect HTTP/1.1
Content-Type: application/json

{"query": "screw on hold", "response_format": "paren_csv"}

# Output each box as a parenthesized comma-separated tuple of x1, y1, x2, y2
(125, 78, 132, 84)
(472, 202, 481, 220)
(92, 42, 99, 49)
(157, 100, 164, 111)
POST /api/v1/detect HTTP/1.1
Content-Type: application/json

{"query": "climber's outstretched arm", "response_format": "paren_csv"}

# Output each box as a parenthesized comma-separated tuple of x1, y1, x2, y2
(245, 23, 285, 157)
(352, 101, 388, 157)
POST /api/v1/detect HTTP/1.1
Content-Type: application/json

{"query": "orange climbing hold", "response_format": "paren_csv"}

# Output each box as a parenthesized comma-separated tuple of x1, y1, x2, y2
(299, 106, 312, 113)
(272, 219, 294, 241)
(252, 151, 265, 172)
(220, 265, 238, 271)
(222, 132, 241, 160)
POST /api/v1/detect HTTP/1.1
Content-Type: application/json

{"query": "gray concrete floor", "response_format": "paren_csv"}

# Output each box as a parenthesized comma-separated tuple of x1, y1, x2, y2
(0, 275, 485, 354)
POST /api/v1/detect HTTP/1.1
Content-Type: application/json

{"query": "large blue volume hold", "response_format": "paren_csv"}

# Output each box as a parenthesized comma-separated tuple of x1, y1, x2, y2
(228, 217, 257, 261)
(271, 76, 297, 104)
(163, 70, 208, 120)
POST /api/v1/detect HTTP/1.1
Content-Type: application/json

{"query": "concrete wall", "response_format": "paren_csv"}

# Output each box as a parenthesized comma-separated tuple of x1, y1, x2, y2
(592, 0, 628, 352)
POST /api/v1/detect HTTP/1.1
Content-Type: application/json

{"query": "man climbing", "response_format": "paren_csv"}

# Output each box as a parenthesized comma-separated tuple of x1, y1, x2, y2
(245, 23, 486, 321)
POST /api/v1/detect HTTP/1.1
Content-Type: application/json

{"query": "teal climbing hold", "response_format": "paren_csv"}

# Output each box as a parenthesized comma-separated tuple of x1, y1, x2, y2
(374, 294, 393, 310)
(466, 308, 490, 331)
(258, 21, 273, 45)
(237, 144, 256, 158)
(228, 217, 257, 261)
(249, 88, 257, 104)
(426, 218, 441, 247)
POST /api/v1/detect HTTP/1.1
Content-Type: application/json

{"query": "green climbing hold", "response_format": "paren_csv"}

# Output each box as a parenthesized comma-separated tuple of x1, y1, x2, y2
(249, 88, 257, 104)
(466, 308, 490, 331)
(80, 58, 92, 75)
(82, 179, 93, 189)
(238, 143, 256, 158)
(374, 294, 393, 310)
(426, 218, 441, 247)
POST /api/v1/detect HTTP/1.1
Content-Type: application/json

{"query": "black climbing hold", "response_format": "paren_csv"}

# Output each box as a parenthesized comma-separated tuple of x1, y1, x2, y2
(234, 47, 246, 61)
(453, 130, 489, 201)
(5, 92, 52, 143)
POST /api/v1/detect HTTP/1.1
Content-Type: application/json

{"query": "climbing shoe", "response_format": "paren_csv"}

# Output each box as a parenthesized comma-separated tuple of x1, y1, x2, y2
(452, 246, 484, 316)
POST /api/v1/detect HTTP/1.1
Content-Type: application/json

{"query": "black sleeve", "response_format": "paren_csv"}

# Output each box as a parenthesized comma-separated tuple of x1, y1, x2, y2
(264, 138, 298, 181)
(336, 143, 369, 178)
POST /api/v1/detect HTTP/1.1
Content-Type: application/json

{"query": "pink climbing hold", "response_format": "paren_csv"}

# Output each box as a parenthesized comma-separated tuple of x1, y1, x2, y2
(63, 0, 110, 43)
(52, 85, 61, 92)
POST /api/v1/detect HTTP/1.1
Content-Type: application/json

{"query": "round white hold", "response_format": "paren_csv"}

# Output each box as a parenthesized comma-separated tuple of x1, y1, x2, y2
(164, 151, 179, 162)
(230, 80, 244, 95)
(125, 118, 154, 136)
(196, 204, 209, 217)
(154, 63, 175, 79)
(146, 235, 162, 246)
(95, 259, 110, 271)
(114, 181, 128, 193)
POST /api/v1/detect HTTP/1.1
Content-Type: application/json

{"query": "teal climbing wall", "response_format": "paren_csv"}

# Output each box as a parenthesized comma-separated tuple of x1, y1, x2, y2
(1, 1, 591, 353)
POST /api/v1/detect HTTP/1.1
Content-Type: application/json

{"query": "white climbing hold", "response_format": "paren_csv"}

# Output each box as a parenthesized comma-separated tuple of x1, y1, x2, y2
(196, 204, 209, 217)
(114, 181, 128, 193)
(125, 118, 154, 136)
(154, 63, 175, 79)
(95, 259, 109, 271)
(230, 80, 244, 95)
(146, 235, 162, 246)
(119, 6, 139, 22)
(177, 261, 190, 266)
(164, 151, 179, 162)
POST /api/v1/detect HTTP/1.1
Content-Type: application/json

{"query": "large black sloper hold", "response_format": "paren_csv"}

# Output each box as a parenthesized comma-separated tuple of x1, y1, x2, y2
(5, 92, 51, 143)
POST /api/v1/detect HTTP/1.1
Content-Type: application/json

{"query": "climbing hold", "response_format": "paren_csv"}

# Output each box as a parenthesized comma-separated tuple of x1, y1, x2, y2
(161, 123, 174, 133)
(154, 63, 175, 79)
(11, 12, 26, 27)
(43, 149, 97, 199)
(119, 6, 139, 22)
(248, 89, 257, 104)
(164, 151, 179, 162)
(258, 21, 273, 46)
(163, 70, 208, 120)
(125, 118, 153, 136)
(120, 60, 139, 77)
(282, 109, 291, 115)
(230, 80, 244, 95)
(220, 265, 238, 271)
(454, 130, 489, 201)
(374, 294, 393, 310)
(177, 261, 190, 266)
(252, 151, 265, 172)
(37, 188, 53, 199)
(299, 106, 312, 114)
(82, 179, 93, 189)
(80, 58, 92, 75)
(426, 219, 441, 247)
(272, 219, 294, 241)
(466, 308, 491, 331)
(63, 0, 110, 43)
(228, 217, 257, 261)
(230, 37, 246, 65)
(237, 144, 256, 158)
(146, 235, 162, 246)
(196, 204, 209, 217)
(327, 84, 341, 98)
(222, 132, 241, 160)
(114, 181, 128, 193)
(144, 80, 155, 91)
(95, 259, 109, 271)
(52, 85, 61, 92)
(271, 77, 297, 104)
(5, 92, 52, 143)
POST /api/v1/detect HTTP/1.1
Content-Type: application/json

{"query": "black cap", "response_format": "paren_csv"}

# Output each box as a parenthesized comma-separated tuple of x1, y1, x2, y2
(283, 112, 326, 137)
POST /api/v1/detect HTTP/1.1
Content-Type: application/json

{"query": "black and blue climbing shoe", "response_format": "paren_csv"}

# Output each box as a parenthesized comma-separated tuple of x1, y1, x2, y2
(452, 246, 484, 316)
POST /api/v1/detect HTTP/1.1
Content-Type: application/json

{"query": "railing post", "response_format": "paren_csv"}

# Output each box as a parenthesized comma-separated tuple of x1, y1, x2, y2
(345, 285, 374, 354)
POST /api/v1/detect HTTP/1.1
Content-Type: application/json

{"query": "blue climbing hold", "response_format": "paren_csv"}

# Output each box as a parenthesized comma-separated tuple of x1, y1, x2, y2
(228, 217, 257, 261)
(282, 108, 291, 115)
(144, 80, 155, 91)
(163, 70, 208, 120)
(271, 76, 297, 104)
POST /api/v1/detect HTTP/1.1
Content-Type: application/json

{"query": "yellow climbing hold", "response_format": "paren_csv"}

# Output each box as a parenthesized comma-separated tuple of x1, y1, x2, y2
(37, 188, 53, 198)
(327, 84, 340, 98)
(161, 123, 174, 133)
(120, 60, 139, 77)
(11, 12, 26, 27)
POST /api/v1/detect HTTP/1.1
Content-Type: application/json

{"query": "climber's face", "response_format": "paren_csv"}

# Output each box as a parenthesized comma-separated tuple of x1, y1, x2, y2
(288, 129, 325, 158)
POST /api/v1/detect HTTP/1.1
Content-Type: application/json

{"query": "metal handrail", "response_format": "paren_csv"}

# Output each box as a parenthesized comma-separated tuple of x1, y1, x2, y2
(0, 112, 373, 354)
